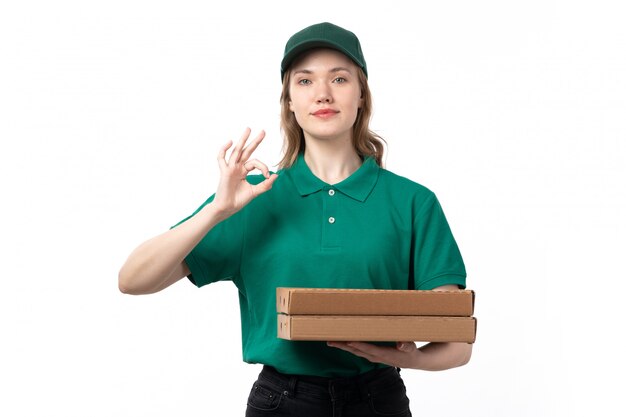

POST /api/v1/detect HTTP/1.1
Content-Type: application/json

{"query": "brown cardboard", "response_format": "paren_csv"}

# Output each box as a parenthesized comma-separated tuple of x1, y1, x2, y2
(277, 315, 477, 343)
(276, 287, 474, 317)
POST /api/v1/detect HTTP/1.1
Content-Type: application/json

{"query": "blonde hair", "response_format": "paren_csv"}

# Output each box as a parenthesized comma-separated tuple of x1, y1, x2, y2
(278, 66, 386, 169)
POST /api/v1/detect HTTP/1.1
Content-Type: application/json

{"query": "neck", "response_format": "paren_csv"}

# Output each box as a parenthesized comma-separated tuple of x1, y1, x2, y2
(303, 140, 362, 184)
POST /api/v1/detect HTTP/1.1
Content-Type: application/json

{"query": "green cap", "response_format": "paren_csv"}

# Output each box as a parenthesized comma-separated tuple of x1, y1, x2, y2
(281, 22, 367, 80)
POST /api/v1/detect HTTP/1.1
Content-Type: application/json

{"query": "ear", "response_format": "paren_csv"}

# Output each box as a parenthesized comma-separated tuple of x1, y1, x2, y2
(289, 100, 294, 112)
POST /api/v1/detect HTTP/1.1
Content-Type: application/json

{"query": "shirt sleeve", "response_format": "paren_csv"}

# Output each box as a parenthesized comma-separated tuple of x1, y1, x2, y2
(411, 193, 466, 290)
(171, 194, 244, 288)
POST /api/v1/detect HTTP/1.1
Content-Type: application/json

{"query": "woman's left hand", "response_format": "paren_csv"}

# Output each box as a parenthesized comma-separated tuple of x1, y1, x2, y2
(327, 341, 419, 369)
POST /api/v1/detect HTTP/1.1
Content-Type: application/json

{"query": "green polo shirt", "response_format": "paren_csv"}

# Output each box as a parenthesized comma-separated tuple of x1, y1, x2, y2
(175, 154, 466, 377)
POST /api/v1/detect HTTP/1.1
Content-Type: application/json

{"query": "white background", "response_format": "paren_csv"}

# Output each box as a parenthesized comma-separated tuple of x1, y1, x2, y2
(1, 1, 625, 416)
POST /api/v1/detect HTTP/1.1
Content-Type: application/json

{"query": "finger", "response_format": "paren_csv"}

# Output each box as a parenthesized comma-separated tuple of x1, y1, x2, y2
(396, 342, 416, 352)
(250, 173, 278, 196)
(327, 342, 351, 351)
(344, 342, 388, 356)
(339, 345, 384, 364)
(327, 342, 368, 356)
(240, 130, 266, 162)
(217, 140, 233, 170)
(345, 342, 400, 365)
(328, 342, 391, 364)
(327, 342, 374, 357)
(243, 159, 270, 177)
(351, 351, 380, 363)
(229, 127, 251, 164)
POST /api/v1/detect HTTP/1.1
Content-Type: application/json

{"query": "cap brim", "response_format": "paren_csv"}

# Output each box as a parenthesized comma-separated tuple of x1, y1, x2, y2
(281, 39, 365, 80)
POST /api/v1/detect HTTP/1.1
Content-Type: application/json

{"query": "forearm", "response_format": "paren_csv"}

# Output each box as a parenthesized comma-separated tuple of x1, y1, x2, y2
(411, 342, 473, 371)
(118, 202, 227, 294)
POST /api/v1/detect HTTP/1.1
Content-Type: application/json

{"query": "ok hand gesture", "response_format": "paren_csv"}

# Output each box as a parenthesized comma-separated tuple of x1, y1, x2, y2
(212, 128, 278, 219)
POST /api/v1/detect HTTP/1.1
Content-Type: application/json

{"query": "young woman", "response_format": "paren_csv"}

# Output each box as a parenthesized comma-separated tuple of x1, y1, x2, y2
(119, 22, 471, 417)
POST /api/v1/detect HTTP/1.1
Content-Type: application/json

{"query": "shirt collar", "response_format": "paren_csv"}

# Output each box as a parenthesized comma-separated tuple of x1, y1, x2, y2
(286, 153, 380, 202)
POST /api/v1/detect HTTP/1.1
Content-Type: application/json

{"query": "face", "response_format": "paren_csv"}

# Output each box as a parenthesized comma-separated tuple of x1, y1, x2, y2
(288, 48, 363, 144)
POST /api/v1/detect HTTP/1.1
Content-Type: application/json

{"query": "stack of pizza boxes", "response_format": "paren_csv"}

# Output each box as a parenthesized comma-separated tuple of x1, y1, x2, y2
(277, 288, 476, 343)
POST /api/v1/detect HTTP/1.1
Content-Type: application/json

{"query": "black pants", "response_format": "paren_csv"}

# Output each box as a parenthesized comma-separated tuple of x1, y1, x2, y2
(246, 365, 412, 417)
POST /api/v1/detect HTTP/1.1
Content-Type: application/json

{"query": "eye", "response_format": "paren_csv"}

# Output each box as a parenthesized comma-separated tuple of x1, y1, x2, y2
(297, 79, 312, 85)
(333, 77, 347, 83)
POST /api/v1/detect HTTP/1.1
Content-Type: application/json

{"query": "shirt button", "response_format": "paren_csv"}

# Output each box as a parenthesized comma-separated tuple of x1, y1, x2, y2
(328, 217, 335, 224)
(328, 189, 335, 196)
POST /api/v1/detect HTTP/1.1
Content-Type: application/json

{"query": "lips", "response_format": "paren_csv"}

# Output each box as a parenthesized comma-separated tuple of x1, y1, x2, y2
(312, 109, 339, 117)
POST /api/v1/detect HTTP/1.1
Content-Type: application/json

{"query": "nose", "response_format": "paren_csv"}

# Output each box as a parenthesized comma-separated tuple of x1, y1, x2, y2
(315, 84, 333, 104)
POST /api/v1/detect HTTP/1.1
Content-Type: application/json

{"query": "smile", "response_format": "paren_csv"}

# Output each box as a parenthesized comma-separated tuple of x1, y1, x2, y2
(312, 109, 339, 118)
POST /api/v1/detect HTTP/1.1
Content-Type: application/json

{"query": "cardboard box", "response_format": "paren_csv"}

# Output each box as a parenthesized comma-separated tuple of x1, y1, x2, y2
(277, 315, 477, 343)
(276, 287, 474, 317)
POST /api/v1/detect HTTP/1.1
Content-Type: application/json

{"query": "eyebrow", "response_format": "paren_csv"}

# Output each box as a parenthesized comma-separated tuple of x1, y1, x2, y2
(292, 67, 354, 76)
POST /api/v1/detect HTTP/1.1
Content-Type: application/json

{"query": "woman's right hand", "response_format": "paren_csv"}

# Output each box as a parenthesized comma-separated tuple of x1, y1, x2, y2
(212, 128, 278, 219)
(118, 128, 277, 295)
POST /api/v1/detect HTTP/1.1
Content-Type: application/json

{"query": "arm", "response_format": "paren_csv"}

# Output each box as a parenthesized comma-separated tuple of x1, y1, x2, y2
(327, 285, 473, 371)
(118, 203, 226, 295)
(118, 128, 278, 295)
(406, 340, 472, 371)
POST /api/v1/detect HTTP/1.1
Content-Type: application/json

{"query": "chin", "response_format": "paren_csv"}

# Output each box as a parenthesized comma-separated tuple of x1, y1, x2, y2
(305, 127, 352, 142)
